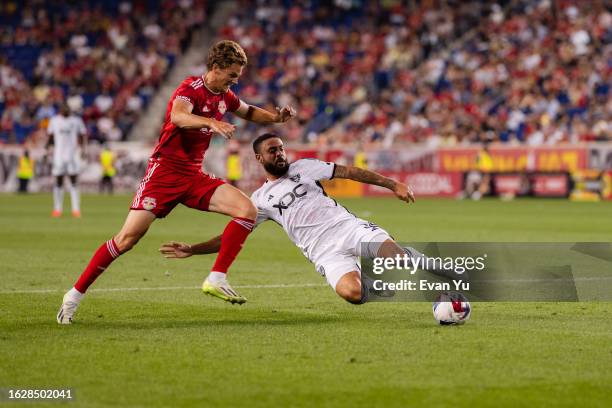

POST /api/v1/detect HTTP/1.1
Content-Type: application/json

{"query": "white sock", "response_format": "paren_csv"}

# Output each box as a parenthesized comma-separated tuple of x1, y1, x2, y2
(207, 271, 228, 284)
(69, 184, 80, 212)
(67, 287, 84, 302)
(53, 186, 64, 212)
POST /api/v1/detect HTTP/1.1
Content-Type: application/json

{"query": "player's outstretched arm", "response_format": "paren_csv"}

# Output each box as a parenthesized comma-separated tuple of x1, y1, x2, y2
(171, 99, 236, 139)
(333, 165, 415, 203)
(159, 235, 222, 258)
(234, 103, 296, 124)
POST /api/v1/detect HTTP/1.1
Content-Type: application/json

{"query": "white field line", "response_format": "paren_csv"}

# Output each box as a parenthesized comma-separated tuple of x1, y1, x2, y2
(0, 283, 327, 295)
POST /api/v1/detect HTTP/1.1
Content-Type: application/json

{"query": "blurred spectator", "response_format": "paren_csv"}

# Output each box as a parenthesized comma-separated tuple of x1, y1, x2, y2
(0, 0, 207, 145)
(219, 0, 610, 147)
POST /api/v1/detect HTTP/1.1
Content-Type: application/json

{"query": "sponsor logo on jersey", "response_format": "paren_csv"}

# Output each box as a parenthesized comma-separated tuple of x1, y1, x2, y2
(142, 197, 157, 210)
(176, 95, 192, 104)
(218, 100, 227, 115)
(273, 184, 307, 215)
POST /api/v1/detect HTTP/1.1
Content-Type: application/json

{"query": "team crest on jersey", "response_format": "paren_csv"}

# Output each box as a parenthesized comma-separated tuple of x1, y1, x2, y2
(361, 221, 379, 231)
(218, 100, 227, 115)
(142, 197, 157, 210)
(202, 106, 210, 113)
(290, 174, 301, 183)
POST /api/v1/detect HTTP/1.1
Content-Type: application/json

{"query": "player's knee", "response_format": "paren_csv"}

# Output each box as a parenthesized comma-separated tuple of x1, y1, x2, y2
(235, 199, 257, 220)
(114, 231, 142, 253)
(55, 176, 64, 188)
(337, 282, 363, 305)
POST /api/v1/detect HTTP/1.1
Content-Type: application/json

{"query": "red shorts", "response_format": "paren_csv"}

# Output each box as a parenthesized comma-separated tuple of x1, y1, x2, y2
(130, 159, 225, 218)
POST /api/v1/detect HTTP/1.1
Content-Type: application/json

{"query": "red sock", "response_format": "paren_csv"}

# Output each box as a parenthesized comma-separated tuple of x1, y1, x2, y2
(74, 239, 121, 293)
(211, 217, 254, 274)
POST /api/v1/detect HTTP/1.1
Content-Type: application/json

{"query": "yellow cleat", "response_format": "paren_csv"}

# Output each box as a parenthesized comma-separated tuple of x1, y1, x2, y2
(202, 279, 247, 305)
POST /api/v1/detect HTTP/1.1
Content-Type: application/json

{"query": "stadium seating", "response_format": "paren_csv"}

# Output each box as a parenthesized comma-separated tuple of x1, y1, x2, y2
(0, 0, 206, 144)
(1, 1, 609, 146)
(221, 0, 610, 146)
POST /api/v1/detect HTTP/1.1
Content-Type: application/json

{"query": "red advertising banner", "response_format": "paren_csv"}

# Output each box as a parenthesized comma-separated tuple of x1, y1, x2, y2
(437, 148, 480, 172)
(494, 175, 524, 195)
(438, 147, 587, 173)
(534, 148, 587, 172)
(531, 174, 570, 196)
(363, 172, 463, 197)
(438, 148, 529, 172)
(492, 173, 569, 197)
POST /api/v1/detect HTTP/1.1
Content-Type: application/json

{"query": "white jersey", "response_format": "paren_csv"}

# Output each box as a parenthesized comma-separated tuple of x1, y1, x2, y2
(48, 114, 86, 163)
(251, 159, 357, 262)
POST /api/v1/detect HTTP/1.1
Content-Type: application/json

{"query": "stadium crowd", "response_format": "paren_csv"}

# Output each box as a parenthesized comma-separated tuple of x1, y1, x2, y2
(222, 0, 610, 146)
(1, 0, 609, 148)
(0, 0, 206, 145)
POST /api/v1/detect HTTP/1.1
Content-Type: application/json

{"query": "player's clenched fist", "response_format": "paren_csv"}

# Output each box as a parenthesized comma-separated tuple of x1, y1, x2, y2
(159, 241, 193, 258)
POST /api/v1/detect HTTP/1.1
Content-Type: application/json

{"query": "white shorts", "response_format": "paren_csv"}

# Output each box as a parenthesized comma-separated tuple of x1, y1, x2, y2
(52, 158, 80, 176)
(313, 218, 391, 290)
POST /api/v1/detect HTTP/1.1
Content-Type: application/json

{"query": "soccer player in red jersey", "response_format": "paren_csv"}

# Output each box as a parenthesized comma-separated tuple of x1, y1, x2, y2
(57, 41, 296, 324)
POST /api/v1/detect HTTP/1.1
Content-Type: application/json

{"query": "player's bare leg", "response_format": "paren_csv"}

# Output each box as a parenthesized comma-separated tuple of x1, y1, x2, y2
(113, 210, 157, 253)
(202, 184, 257, 304)
(57, 210, 156, 324)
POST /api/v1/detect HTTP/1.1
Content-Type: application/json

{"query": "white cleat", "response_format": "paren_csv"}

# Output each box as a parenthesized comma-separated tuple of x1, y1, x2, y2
(56, 292, 80, 324)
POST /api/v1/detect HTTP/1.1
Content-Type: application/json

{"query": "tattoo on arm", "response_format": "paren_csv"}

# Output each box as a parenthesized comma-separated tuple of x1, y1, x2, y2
(244, 105, 255, 121)
(334, 165, 396, 190)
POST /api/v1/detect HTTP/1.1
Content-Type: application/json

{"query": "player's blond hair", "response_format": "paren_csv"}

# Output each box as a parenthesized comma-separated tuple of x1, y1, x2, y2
(207, 40, 247, 70)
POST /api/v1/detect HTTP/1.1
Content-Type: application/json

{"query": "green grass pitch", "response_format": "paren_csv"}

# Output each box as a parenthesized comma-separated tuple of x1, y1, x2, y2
(1, 194, 611, 407)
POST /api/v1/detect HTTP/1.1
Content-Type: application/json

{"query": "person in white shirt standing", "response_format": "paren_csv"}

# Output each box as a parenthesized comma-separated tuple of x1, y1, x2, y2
(47, 104, 87, 218)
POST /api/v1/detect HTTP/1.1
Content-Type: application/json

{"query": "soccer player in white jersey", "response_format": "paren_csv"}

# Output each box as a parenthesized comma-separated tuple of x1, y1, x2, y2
(160, 133, 421, 304)
(47, 104, 87, 218)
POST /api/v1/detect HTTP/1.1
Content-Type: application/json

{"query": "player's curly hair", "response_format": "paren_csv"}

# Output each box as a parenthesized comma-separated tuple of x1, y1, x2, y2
(207, 40, 247, 70)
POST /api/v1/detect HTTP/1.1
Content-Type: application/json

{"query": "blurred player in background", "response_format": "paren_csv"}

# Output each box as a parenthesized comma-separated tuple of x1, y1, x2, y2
(57, 40, 296, 324)
(46, 104, 87, 218)
(226, 142, 242, 187)
(463, 143, 493, 200)
(160, 134, 435, 304)
(353, 145, 368, 169)
(99, 143, 116, 195)
(16, 149, 34, 193)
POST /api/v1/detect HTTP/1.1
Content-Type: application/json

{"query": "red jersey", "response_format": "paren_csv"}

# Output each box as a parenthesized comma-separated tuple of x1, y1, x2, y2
(152, 76, 241, 173)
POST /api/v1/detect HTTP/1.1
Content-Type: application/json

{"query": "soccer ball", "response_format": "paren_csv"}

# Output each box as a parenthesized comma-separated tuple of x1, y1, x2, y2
(432, 291, 471, 325)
